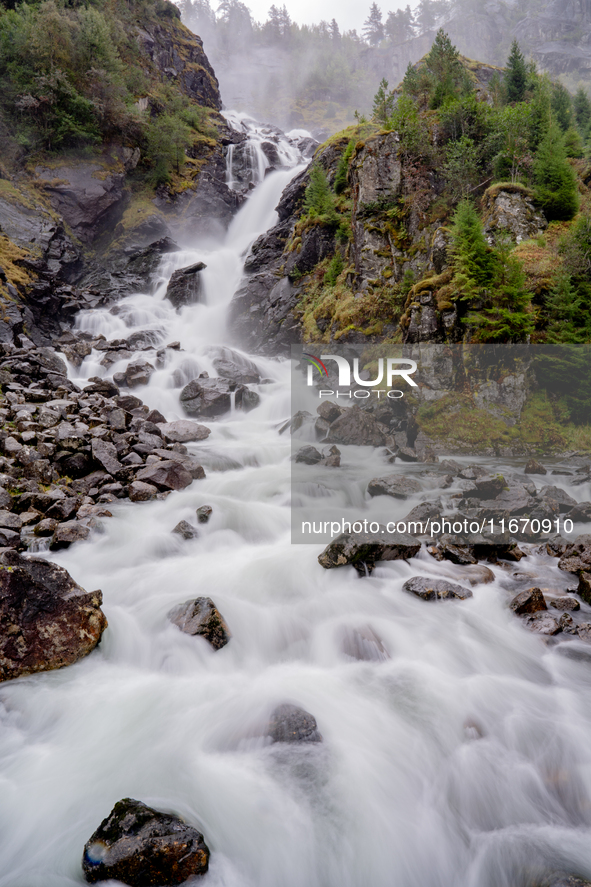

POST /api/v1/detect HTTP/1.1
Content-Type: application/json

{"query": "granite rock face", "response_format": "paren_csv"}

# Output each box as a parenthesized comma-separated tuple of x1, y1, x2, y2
(482, 187, 548, 245)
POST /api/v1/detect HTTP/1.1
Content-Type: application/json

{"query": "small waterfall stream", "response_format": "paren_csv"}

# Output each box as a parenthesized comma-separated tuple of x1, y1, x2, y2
(1, 116, 591, 887)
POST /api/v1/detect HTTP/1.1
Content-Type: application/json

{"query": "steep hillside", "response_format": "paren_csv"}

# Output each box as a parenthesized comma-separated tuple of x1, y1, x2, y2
(230, 33, 591, 353)
(0, 0, 241, 344)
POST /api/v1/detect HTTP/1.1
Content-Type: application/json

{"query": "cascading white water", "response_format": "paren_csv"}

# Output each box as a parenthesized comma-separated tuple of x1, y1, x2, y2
(223, 111, 303, 189)
(1, 123, 591, 887)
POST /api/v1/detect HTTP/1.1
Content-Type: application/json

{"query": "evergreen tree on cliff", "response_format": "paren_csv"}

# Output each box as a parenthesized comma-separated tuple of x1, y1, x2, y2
(504, 40, 528, 104)
(363, 3, 384, 46)
(533, 124, 579, 221)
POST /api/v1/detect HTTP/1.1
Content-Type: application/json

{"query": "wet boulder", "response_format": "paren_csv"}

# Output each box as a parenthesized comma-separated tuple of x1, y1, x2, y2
(0, 550, 107, 681)
(196, 505, 212, 523)
(212, 349, 261, 384)
(164, 261, 206, 309)
(523, 612, 562, 635)
(50, 520, 91, 550)
(180, 377, 258, 418)
(158, 421, 211, 443)
(539, 484, 577, 514)
(267, 703, 322, 743)
(128, 481, 158, 502)
(367, 475, 421, 500)
(550, 596, 580, 611)
(525, 459, 547, 475)
(509, 587, 547, 615)
(171, 520, 199, 540)
(295, 445, 322, 465)
(559, 535, 591, 574)
(135, 460, 193, 491)
(402, 577, 473, 601)
(82, 798, 209, 885)
(325, 406, 386, 447)
(318, 529, 420, 574)
(168, 597, 230, 650)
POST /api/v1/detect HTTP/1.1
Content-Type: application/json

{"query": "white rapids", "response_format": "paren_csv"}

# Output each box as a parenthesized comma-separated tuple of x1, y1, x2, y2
(1, 118, 591, 887)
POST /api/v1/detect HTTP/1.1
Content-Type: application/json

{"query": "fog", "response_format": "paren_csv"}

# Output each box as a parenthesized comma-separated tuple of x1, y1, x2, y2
(176, 0, 589, 137)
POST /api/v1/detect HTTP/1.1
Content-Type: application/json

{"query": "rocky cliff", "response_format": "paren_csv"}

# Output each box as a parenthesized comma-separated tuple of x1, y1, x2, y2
(0, 0, 243, 346)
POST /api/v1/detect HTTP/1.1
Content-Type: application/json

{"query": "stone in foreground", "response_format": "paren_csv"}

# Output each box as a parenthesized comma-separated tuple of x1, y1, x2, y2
(168, 597, 230, 650)
(559, 535, 591, 574)
(318, 529, 420, 574)
(172, 520, 199, 540)
(267, 703, 322, 743)
(403, 577, 473, 601)
(0, 550, 107, 682)
(82, 798, 209, 885)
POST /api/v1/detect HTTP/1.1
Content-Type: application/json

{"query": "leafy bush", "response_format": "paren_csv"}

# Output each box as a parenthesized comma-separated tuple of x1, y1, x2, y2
(324, 250, 344, 286)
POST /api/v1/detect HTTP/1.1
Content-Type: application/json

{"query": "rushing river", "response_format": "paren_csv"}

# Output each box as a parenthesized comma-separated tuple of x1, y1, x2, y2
(1, 118, 591, 887)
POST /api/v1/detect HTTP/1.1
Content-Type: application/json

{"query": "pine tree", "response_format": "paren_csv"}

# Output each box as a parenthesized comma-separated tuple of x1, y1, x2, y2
(545, 274, 585, 343)
(372, 78, 395, 125)
(329, 18, 340, 40)
(533, 123, 579, 221)
(450, 199, 493, 298)
(304, 164, 338, 225)
(362, 3, 384, 46)
(574, 86, 591, 137)
(564, 126, 584, 158)
(504, 39, 527, 103)
(385, 7, 414, 43)
(551, 82, 573, 131)
(424, 29, 469, 108)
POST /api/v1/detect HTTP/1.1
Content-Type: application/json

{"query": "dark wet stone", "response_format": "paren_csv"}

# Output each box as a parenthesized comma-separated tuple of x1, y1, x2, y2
(367, 475, 421, 499)
(50, 520, 91, 549)
(267, 703, 322, 743)
(0, 550, 106, 681)
(172, 520, 198, 540)
(523, 612, 561, 635)
(550, 596, 580, 611)
(317, 401, 345, 424)
(196, 505, 212, 523)
(164, 262, 206, 309)
(168, 597, 230, 650)
(128, 481, 158, 502)
(545, 535, 569, 557)
(559, 535, 591, 574)
(539, 484, 577, 514)
(509, 587, 547, 615)
(524, 459, 547, 475)
(135, 461, 193, 491)
(403, 576, 473, 601)
(577, 571, 591, 604)
(318, 529, 420, 574)
(295, 445, 322, 465)
(325, 406, 385, 447)
(158, 421, 211, 443)
(82, 798, 209, 885)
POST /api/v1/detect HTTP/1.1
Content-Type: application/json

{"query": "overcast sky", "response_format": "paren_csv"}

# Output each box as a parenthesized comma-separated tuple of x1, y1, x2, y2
(243, 0, 408, 32)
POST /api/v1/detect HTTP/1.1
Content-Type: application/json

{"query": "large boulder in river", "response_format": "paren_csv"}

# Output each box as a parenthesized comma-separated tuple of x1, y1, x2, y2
(319, 529, 420, 574)
(211, 348, 261, 384)
(180, 377, 259, 417)
(168, 597, 230, 650)
(164, 262, 206, 309)
(0, 550, 107, 681)
(82, 798, 210, 885)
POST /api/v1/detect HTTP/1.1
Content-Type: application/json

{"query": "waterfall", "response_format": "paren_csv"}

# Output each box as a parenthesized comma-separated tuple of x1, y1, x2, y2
(1, 121, 591, 887)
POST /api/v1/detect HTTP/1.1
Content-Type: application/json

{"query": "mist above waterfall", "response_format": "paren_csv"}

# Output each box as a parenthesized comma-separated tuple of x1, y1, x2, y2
(178, 0, 591, 135)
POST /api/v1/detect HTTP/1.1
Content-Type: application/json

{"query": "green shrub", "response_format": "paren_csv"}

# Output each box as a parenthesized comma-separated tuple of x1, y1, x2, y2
(334, 140, 354, 194)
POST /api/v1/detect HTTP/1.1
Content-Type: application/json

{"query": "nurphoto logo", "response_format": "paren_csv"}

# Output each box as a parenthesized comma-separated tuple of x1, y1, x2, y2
(302, 352, 418, 399)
